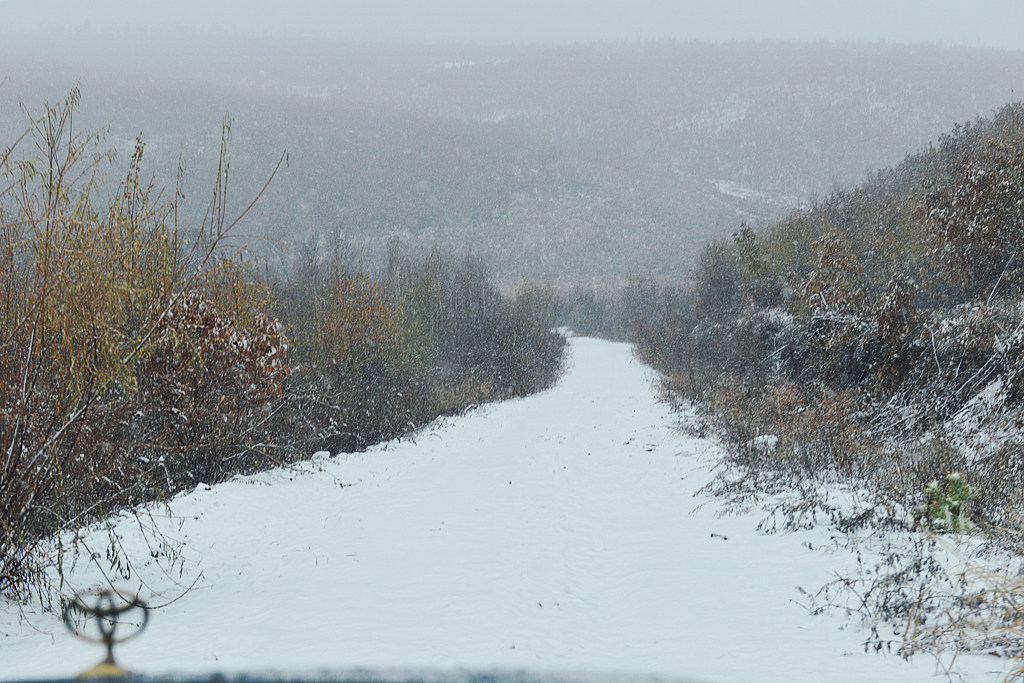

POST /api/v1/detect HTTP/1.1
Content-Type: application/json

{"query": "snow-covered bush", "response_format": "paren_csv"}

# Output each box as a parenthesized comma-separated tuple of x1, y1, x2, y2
(135, 291, 290, 485)
(926, 105, 1024, 300)
(0, 92, 274, 600)
(630, 101, 1024, 668)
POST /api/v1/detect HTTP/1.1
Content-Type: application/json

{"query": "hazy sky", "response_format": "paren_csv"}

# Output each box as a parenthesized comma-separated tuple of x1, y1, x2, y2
(2, 0, 1024, 49)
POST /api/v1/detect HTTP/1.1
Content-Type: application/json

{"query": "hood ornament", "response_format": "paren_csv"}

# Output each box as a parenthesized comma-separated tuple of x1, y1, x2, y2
(63, 588, 149, 677)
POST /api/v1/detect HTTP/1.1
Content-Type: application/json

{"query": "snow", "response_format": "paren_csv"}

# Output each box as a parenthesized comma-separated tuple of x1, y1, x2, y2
(0, 337, 1009, 681)
(710, 180, 807, 211)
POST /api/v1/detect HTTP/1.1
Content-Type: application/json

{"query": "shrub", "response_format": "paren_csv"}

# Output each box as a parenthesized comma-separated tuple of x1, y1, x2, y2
(133, 291, 290, 486)
(0, 92, 170, 599)
(923, 471, 976, 533)
(0, 92, 290, 601)
(927, 106, 1024, 300)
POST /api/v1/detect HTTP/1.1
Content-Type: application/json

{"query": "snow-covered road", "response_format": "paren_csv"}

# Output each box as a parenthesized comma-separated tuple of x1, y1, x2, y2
(0, 338, 1005, 681)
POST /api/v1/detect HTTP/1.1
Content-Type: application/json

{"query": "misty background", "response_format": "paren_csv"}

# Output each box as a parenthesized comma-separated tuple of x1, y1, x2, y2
(1, 0, 1023, 286)
(5, 1, 1024, 47)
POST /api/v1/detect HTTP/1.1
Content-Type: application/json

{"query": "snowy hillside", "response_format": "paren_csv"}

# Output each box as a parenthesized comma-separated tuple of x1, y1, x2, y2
(0, 338, 1005, 681)
(3, 42, 1023, 283)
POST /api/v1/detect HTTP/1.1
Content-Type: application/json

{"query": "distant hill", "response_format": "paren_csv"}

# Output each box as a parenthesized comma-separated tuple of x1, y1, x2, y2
(1, 37, 1021, 284)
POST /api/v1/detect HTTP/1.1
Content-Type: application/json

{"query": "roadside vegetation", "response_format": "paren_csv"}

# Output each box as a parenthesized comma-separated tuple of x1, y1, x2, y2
(629, 102, 1024, 668)
(0, 91, 564, 605)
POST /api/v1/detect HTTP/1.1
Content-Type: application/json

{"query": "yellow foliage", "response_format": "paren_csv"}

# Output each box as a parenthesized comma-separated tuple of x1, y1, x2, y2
(315, 268, 407, 373)
(0, 90, 288, 599)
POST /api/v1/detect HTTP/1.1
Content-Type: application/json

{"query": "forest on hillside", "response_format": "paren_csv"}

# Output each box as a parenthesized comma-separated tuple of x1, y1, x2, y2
(1, 39, 1022, 284)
